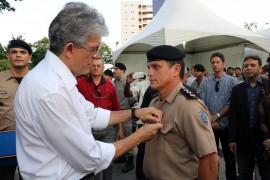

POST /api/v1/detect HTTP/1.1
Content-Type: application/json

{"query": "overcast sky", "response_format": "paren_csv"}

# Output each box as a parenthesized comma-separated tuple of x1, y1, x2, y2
(0, 0, 269, 49)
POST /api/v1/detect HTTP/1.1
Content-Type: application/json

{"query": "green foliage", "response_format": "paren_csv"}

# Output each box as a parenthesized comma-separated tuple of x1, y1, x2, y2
(0, 43, 7, 60)
(0, 59, 10, 72)
(0, 0, 22, 13)
(244, 22, 270, 31)
(28, 62, 35, 70)
(0, 35, 113, 70)
(100, 42, 113, 64)
(12, 34, 25, 41)
(31, 37, 49, 66)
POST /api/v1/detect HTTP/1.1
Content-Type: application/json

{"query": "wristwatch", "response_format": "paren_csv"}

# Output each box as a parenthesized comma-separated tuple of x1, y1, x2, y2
(131, 107, 139, 121)
(216, 113, 221, 118)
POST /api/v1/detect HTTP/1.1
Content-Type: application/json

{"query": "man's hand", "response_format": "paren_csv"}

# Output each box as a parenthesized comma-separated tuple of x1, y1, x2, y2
(135, 123, 163, 142)
(210, 114, 217, 123)
(113, 123, 163, 160)
(229, 142, 237, 153)
(135, 107, 162, 124)
(116, 123, 125, 140)
(211, 121, 221, 130)
(263, 139, 270, 155)
(126, 73, 135, 84)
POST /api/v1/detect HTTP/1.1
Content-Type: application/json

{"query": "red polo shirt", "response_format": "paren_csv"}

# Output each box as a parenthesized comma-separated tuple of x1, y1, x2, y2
(76, 75, 120, 111)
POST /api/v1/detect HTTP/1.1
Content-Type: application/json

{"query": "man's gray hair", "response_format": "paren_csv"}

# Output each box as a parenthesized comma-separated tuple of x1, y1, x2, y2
(49, 2, 109, 55)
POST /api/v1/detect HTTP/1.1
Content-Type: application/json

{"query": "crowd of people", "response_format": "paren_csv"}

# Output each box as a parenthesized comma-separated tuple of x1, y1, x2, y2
(1, 1, 270, 180)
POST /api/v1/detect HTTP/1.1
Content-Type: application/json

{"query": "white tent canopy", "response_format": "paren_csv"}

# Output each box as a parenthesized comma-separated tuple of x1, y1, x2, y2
(113, 0, 270, 64)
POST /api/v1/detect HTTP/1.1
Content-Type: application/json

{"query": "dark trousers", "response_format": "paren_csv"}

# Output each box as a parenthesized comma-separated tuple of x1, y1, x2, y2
(214, 128, 237, 180)
(80, 173, 94, 180)
(92, 128, 115, 180)
(0, 166, 16, 180)
(135, 124, 146, 180)
(237, 133, 270, 180)
(136, 142, 146, 180)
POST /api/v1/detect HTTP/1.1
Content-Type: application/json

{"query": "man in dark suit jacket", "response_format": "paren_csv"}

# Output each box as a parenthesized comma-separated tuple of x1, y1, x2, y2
(228, 55, 270, 179)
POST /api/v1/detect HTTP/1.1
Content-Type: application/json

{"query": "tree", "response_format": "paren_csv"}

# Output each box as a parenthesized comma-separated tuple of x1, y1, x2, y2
(0, 0, 22, 13)
(244, 22, 269, 31)
(31, 37, 49, 66)
(0, 59, 10, 71)
(100, 42, 113, 64)
(0, 43, 7, 60)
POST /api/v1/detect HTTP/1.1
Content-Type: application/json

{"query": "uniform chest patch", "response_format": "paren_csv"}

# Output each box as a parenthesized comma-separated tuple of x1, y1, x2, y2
(198, 110, 209, 127)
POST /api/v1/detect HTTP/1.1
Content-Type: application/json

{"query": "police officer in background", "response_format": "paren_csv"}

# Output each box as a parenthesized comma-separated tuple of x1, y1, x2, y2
(0, 40, 32, 179)
(113, 63, 136, 173)
(143, 45, 219, 180)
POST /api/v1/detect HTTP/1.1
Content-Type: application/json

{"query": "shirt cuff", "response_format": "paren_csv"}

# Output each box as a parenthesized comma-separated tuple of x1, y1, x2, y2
(94, 141, 115, 174)
(217, 117, 229, 129)
(93, 108, 111, 130)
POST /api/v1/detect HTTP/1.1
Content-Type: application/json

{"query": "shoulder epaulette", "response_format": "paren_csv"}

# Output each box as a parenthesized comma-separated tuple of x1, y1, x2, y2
(179, 88, 198, 100)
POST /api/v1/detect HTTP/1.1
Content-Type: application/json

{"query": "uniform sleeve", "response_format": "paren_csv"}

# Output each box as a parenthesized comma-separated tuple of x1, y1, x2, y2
(177, 99, 217, 158)
(108, 81, 120, 111)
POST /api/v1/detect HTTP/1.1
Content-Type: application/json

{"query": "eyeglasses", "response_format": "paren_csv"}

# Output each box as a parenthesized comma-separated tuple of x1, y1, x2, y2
(215, 80, 220, 92)
(80, 45, 101, 54)
(94, 86, 106, 98)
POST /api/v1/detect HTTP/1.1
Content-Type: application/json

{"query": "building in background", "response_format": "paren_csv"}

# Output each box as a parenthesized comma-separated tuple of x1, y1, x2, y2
(121, 1, 153, 44)
(152, 0, 165, 16)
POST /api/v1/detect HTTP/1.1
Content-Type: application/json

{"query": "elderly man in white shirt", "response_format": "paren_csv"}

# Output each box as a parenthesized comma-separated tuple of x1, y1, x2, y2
(14, 2, 163, 180)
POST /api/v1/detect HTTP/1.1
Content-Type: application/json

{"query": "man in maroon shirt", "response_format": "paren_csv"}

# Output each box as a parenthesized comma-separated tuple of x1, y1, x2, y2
(76, 58, 123, 180)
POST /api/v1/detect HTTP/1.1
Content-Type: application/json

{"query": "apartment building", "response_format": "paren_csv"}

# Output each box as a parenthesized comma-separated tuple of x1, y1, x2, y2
(121, 1, 153, 44)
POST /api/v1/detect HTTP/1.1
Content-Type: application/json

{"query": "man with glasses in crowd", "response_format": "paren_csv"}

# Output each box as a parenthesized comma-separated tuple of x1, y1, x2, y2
(76, 58, 123, 180)
(198, 52, 238, 179)
(14, 2, 163, 179)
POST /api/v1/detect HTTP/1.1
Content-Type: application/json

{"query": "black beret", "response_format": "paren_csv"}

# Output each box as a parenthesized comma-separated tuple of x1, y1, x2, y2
(104, 69, 113, 77)
(115, 62, 126, 71)
(8, 40, 32, 54)
(146, 45, 185, 62)
(194, 64, 205, 72)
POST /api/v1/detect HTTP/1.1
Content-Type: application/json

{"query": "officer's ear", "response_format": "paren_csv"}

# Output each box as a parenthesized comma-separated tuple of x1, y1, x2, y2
(172, 63, 181, 77)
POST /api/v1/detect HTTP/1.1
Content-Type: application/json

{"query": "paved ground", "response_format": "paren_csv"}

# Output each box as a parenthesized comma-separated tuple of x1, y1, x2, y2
(15, 155, 225, 179)
(111, 155, 226, 180)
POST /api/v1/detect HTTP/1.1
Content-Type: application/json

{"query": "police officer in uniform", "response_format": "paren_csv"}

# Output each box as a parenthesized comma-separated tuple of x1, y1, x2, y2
(0, 40, 32, 179)
(143, 45, 219, 180)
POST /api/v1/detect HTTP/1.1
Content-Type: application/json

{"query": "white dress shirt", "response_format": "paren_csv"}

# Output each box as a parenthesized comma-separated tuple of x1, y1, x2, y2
(186, 75, 196, 86)
(131, 80, 150, 108)
(14, 51, 115, 180)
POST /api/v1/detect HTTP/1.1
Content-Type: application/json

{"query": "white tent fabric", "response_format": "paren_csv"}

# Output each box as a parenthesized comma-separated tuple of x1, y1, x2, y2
(113, 0, 270, 62)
